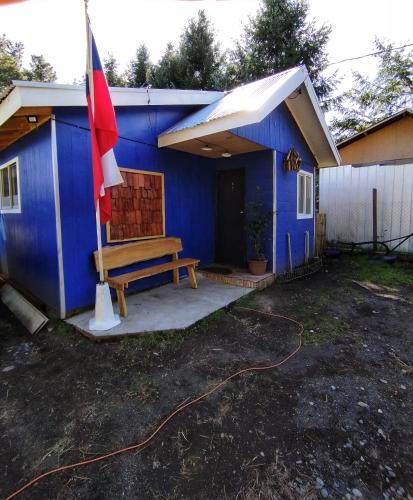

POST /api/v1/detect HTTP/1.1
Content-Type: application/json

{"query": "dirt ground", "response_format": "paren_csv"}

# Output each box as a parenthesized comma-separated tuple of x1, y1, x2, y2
(1, 254, 412, 499)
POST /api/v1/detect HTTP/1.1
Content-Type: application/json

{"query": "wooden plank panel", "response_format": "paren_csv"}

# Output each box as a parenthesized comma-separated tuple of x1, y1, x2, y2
(106, 168, 165, 242)
(94, 237, 183, 271)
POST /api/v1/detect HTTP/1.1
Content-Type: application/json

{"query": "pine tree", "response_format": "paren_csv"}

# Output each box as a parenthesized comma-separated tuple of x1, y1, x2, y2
(331, 39, 413, 140)
(103, 53, 125, 87)
(150, 10, 225, 90)
(125, 45, 152, 88)
(227, 0, 333, 99)
(22, 54, 57, 82)
(0, 34, 24, 90)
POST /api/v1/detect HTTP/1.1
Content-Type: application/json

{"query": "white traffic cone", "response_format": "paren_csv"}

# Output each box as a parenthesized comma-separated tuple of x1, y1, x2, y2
(89, 282, 121, 331)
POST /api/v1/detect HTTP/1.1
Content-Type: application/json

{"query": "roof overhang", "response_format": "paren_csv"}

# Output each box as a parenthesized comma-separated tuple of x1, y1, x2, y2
(0, 81, 223, 152)
(158, 66, 340, 167)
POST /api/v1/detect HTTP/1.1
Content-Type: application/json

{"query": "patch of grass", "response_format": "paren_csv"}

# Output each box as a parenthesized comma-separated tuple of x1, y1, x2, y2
(346, 254, 413, 287)
(302, 316, 351, 345)
(126, 376, 159, 401)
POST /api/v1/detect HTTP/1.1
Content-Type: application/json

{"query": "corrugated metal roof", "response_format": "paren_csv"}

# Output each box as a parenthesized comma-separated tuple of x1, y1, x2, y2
(161, 67, 300, 136)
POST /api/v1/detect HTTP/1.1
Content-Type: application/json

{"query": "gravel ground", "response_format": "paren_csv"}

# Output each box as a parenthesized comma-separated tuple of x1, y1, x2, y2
(0, 254, 412, 499)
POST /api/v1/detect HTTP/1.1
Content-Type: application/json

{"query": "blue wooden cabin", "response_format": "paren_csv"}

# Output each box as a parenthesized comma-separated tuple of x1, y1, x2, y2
(0, 66, 339, 318)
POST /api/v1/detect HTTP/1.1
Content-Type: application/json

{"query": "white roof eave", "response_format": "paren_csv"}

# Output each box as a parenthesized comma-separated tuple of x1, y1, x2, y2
(157, 67, 340, 167)
(0, 81, 224, 127)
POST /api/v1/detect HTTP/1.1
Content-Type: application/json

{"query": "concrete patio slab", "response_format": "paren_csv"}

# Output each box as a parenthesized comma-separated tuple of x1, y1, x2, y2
(66, 275, 252, 340)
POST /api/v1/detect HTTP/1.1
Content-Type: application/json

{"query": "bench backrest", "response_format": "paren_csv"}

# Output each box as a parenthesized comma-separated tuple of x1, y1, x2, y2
(94, 237, 183, 272)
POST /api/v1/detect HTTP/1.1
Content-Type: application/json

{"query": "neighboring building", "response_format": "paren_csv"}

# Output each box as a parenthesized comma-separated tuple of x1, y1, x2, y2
(319, 109, 413, 253)
(0, 66, 339, 318)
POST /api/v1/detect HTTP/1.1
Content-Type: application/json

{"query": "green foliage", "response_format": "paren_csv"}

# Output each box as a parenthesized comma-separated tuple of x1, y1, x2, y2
(226, 0, 334, 100)
(150, 10, 225, 90)
(0, 34, 56, 91)
(331, 39, 413, 141)
(103, 53, 125, 87)
(347, 254, 413, 287)
(125, 44, 152, 88)
(0, 34, 24, 91)
(150, 43, 183, 89)
(245, 189, 272, 261)
(21, 54, 56, 83)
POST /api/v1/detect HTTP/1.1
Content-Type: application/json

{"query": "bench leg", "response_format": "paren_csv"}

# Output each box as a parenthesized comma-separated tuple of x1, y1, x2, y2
(116, 288, 128, 317)
(172, 252, 179, 285)
(187, 265, 197, 289)
(173, 268, 179, 286)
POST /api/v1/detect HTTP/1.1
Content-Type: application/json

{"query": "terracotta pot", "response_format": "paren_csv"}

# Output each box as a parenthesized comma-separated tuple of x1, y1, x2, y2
(248, 259, 268, 275)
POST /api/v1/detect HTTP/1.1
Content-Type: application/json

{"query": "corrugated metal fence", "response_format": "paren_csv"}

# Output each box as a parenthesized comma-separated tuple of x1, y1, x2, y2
(319, 163, 413, 254)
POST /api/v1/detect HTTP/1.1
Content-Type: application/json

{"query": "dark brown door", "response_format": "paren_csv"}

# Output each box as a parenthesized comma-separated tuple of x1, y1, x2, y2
(216, 168, 245, 266)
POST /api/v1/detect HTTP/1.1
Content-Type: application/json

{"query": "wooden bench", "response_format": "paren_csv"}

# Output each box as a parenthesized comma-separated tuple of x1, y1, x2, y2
(93, 237, 199, 318)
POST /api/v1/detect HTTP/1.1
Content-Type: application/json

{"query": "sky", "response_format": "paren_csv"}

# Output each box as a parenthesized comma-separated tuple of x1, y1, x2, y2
(1, 0, 413, 88)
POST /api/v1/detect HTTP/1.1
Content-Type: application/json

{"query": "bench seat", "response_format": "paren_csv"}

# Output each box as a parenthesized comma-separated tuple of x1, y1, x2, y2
(108, 258, 199, 289)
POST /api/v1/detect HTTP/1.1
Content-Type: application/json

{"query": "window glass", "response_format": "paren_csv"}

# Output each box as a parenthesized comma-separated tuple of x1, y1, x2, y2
(298, 174, 305, 214)
(305, 175, 312, 214)
(11, 163, 18, 207)
(297, 171, 313, 218)
(1, 167, 11, 208)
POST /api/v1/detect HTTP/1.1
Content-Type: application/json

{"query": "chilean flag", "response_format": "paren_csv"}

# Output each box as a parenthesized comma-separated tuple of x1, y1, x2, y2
(86, 15, 123, 224)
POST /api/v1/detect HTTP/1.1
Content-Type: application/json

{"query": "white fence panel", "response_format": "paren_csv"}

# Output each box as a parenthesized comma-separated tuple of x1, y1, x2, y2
(319, 163, 413, 253)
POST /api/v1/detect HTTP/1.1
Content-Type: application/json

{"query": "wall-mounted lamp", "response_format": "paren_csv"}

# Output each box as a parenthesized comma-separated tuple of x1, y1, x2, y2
(27, 115, 38, 124)
(201, 145, 213, 151)
(221, 152, 232, 158)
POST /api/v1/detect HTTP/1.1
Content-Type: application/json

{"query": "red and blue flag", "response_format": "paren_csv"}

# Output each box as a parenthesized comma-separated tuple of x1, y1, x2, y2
(86, 16, 123, 224)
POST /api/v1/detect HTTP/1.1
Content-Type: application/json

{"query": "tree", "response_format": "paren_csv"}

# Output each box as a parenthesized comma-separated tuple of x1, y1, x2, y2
(330, 39, 413, 141)
(177, 9, 224, 89)
(21, 54, 56, 82)
(150, 10, 225, 90)
(125, 44, 152, 87)
(0, 34, 24, 91)
(227, 0, 333, 99)
(150, 43, 183, 88)
(103, 53, 125, 87)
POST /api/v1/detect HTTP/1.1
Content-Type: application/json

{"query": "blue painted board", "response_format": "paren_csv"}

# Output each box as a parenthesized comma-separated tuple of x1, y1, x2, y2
(0, 122, 61, 312)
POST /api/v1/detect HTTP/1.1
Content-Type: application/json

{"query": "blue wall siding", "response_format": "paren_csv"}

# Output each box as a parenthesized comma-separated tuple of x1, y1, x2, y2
(215, 150, 274, 270)
(232, 102, 316, 274)
(55, 106, 217, 314)
(0, 123, 61, 312)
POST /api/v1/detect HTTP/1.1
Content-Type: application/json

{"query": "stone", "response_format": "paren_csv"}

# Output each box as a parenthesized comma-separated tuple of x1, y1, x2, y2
(400, 385, 406, 390)
(352, 488, 363, 498)
(2, 365, 15, 372)
(377, 429, 386, 439)
(357, 401, 369, 408)
(321, 488, 329, 497)
(380, 379, 388, 384)
(316, 477, 324, 489)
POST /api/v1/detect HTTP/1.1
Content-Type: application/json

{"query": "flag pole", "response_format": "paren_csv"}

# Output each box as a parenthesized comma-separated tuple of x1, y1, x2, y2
(85, 0, 104, 284)
(85, 0, 120, 331)
(95, 199, 105, 283)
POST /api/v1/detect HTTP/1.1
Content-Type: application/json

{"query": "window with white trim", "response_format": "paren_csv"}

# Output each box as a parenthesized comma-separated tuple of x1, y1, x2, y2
(0, 158, 20, 213)
(297, 171, 313, 219)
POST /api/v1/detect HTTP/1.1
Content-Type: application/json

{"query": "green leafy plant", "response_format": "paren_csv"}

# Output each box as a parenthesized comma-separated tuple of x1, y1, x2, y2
(245, 191, 272, 261)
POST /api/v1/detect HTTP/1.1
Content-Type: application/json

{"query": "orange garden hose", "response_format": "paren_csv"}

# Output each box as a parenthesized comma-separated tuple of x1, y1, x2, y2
(5, 307, 303, 499)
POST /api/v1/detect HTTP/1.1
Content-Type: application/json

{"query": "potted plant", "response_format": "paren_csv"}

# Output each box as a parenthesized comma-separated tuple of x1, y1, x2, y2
(245, 193, 272, 275)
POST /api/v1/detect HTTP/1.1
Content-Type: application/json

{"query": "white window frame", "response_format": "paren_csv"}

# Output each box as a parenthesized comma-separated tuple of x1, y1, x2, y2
(297, 170, 313, 219)
(0, 157, 21, 214)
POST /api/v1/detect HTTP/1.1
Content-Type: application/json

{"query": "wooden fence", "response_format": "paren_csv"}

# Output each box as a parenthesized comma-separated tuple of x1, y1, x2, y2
(315, 212, 326, 256)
